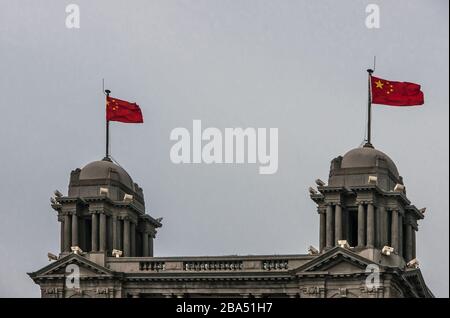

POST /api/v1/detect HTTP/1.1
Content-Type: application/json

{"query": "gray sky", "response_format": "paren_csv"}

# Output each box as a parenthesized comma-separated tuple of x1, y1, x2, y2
(0, 0, 448, 297)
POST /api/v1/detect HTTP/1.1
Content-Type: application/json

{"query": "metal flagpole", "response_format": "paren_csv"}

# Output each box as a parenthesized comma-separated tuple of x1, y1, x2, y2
(104, 89, 111, 161)
(365, 68, 374, 148)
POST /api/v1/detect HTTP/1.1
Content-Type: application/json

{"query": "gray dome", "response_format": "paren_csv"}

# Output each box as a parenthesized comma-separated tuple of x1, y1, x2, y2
(79, 160, 134, 190)
(341, 147, 399, 178)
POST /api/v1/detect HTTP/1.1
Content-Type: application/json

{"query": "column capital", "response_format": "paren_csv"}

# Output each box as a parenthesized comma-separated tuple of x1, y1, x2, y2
(403, 215, 417, 226)
(119, 215, 131, 221)
(357, 200, 375, 205)
(326, 202, 343, 207)
(61, 210, 76, 216)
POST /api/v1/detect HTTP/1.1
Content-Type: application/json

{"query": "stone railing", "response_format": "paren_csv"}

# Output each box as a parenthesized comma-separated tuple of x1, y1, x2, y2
(183, 260, 243, 271)
(109, 255, 312, 273)
(139, 261, 165, 271)
(262, 259, 289, 270)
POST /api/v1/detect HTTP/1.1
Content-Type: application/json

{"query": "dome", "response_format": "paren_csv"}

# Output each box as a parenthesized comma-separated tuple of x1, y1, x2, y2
(341, 146, 399, 178)
(79, 159, 134, 190)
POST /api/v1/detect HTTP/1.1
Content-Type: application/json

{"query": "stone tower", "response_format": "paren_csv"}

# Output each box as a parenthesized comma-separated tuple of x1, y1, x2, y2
(53, 158, 162, 259)
(311, 143, 424, 266)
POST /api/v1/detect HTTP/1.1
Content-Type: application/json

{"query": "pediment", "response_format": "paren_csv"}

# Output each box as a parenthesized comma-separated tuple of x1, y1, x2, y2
(403, 268, 434, 298)
(293, 247, 374, 274)
(29, 253, 113, 279)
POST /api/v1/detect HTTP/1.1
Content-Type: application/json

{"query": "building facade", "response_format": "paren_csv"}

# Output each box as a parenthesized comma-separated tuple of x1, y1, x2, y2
(28, 144, 433, 298)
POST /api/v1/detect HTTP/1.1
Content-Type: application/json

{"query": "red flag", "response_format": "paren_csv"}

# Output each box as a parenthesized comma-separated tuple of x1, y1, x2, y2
(106, 96, 143, 123)
(371, 76, 424, 106)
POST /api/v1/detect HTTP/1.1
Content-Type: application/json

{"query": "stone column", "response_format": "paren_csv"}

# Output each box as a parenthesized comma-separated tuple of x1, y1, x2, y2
(375, 205, 380, 247)
(117, 219, 123, 250)
(123, 218, 130, 257)
(130, 222, 136, 257)
(63, 214, 71, 252)
(326, 205, 334, 248)
(319, 210, 326, 251)
(405, 222, 413, 262)
(60, 219, 65, 253)
(142, 232, 149, 257)
(91, 213, 98, 252)
(334, 204, 343, 243)
(398, 214, 403, 257)
(71, 212, 78, 247)
(112, 215, 118, 250)
(379, 206, 387, 246)
(107, 216, 113, 252)
(366, 203, 375, 248)
(357, 203, 365, 248)
(99, 213, 106, 252)
(391, 209, 399, 252)
(149, 235, 154, 256)
(412, 229, 416, 259)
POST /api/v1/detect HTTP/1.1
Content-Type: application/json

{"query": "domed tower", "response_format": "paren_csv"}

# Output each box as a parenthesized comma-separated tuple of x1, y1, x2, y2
(311, 144, 425, 266)
(51, 158, 162, 259)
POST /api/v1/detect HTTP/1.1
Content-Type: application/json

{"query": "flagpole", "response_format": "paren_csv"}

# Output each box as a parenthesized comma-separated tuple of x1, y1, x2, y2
(104, 89, 111, 161)
(365, 69, 374, 148)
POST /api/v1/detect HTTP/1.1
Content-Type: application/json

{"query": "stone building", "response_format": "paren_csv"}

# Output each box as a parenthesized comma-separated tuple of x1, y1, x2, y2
(28, 144, 433, 298)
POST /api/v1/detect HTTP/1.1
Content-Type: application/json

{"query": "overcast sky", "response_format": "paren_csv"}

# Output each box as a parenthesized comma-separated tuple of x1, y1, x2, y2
(0, 0, 448, 297)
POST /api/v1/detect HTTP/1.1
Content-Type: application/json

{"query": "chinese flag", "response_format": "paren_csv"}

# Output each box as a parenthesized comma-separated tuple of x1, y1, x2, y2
(106, 96, 143, 123)
(371, 76, 424, 106)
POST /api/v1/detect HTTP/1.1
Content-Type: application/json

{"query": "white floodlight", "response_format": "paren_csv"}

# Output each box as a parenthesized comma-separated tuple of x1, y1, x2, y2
(338, 240, 350, 249)
(308, 246, 319, 255)
(54, 190, 63, 198)
(123, 194, 133, 202)
(71, 246, 83, 254)
(112, 249, 123, 258)
(315, 179, 326, 187)
(406, 258, 419, 269)
(381, 246, 394, 256)
(368, 176, 378, 185)
(394, 184, 405, 192)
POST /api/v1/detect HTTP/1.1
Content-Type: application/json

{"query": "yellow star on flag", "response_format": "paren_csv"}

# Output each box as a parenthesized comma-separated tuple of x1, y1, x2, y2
(375, 80, 384, 89)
